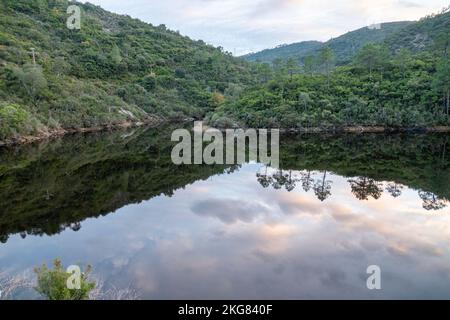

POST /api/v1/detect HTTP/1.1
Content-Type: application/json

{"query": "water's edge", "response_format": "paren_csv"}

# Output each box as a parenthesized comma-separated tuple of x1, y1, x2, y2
(1, 121, 450, 147)
(0, 118, 163, 147)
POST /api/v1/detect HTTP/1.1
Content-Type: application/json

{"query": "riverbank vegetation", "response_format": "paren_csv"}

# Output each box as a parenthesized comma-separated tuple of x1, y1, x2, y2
(0, 0, 257, 141)
(1, 1, 449, 142)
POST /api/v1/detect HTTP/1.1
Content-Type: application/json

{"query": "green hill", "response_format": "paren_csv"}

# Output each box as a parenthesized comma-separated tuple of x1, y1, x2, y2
(323, 22, 414, 65)
(243, 22, 413, 65)
(385, 10, 450, 54)
(0, 0, 257, 141)
(242, 41, 323, 64)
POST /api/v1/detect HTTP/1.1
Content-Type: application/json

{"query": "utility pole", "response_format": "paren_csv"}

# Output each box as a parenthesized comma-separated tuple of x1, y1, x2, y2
(30, 48, 36, 66)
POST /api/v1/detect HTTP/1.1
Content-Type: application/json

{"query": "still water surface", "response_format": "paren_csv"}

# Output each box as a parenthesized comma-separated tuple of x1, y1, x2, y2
(0, 127, 449, 299)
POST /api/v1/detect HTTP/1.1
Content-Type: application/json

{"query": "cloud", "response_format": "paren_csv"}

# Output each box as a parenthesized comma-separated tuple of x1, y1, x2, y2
(276, 192, 325, 215)
(191, 198, 271, 224)
(397, 0, 424, 8)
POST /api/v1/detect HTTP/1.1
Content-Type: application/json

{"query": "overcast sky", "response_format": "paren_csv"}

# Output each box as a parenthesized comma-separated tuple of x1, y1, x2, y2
(83, 0, 450, 55)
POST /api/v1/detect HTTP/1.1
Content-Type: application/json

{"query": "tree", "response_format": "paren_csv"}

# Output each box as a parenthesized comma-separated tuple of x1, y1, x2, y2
(303, 55, 315, 76)
(419, 191, 447, 211)
(298, 92, 312, 112)
(395, 48, 412, 78)
(272, 58, 285, 77)
(210, 92, 225, 108)
(285, 170, 298, 192)
(433, 58, 450, 115)
(271, 169, 288, 190)
(14, 63, 47, 105)
(434, 31, 450, 58)
(52, 56, 70, 77)
(256, 63, 272, 83)
(354, 44, 390, 78)
(257, 166, 273, 188)
(286, 58, 299, 79)
(386, 183, 403, 198)
(111, 45, 123, 65)
(348, 177, 383, 201)
(318, 47, 335, 87)
(301, 171, 314, 192)
(314, 171, 332, 201)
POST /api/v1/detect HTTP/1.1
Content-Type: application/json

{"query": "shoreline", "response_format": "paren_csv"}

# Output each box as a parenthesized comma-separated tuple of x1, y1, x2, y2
(278, 126, 450, 134)
(1, 124, 449, 148)
(0, 118, 163, 148)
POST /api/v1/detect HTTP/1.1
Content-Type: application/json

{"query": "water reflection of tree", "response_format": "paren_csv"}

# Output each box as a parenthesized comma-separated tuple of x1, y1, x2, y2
(272, 170, 288, 190)
(419, 191, 448, 211)
(386, 183, 403, 198)
(348, 177, 383, 201)
(301, 171, 314, 192)
(313, 171, 332, 201)
(285, 171, 297, 192)
(256, 166, 273, 188)
(70, 222, 82, 232)
(256, 167, 299, 192)
(257, 169, 448, 211)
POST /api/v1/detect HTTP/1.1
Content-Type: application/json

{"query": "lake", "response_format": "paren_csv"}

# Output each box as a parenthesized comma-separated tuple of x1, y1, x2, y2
(0, 126, 449, 299)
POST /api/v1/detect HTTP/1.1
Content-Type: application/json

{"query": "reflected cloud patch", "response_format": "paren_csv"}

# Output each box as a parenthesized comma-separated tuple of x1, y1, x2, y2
(191, 199, 271, 224)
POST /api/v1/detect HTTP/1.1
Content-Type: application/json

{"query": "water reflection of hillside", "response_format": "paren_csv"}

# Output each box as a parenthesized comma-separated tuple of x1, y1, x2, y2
(0, 127, 448, 243)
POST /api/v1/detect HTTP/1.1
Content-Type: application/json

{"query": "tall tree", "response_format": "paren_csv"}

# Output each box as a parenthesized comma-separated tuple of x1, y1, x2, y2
(348, 177, 383, 201)
(434, 31, 450, 58)
(285, 170, 298, 192)
(301, 171, 314, 192)
(257, 63, 272, 83)
(303, 55, 315, 76)
(111, 45, 123, 65)
(386, 183, 403, 198)
(433, 58, 450, 115)
(395, 48, 412, 79)
(354, 44, 390, 78)
(286, 58, 298, 79)
(318, 47, 335, 87)
(272, 58, 285, 77)
(314, 171, 332, 201)
(419, 191, 447, 211)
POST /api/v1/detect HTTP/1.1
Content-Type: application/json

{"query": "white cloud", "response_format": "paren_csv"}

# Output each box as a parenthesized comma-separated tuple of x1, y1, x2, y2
(83, 0, 450, 55)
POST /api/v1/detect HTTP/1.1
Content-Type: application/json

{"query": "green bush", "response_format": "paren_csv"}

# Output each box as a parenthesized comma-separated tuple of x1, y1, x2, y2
(34, 259, 96, 300)
(0, 103, 40, 139)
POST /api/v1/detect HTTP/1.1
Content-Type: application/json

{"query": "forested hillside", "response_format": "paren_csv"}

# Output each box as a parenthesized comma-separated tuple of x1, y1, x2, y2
(0, 0, 257, 141)
(209, 10, 450, 130)
(386, 10, 450, 54)
(1, 1, 449, 142)
(243, 22, 412, 65)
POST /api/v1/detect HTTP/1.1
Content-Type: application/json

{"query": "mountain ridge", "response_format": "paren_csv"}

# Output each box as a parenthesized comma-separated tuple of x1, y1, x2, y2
(243, 21, 415, 65)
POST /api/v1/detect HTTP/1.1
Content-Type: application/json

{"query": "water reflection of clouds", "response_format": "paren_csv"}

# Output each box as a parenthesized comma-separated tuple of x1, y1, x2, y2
(1, 164, 450, 299)
(191, 199, 271, 224)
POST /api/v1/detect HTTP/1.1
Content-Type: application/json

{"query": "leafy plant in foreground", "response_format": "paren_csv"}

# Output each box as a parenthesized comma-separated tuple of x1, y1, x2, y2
(34, 259, 95, 300)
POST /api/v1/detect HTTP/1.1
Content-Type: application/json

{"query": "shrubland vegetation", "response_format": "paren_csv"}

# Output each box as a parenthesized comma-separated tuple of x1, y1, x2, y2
(0, 1, 449, 140)
(0, 0, 257, 140)
(243, 22, 413, 66)
(210, 9, 450, 129)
